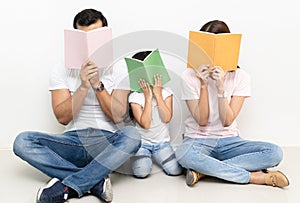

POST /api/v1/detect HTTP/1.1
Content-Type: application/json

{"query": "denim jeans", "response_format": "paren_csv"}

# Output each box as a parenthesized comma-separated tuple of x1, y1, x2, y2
(131, 142, 183, 178)
(13, 126, 141, 197)
(175, 136, 283, 184)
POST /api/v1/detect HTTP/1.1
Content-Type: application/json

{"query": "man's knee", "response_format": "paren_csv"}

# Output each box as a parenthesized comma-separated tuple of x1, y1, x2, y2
(118, 126, 141, 153)
(13, 131, 32, 156)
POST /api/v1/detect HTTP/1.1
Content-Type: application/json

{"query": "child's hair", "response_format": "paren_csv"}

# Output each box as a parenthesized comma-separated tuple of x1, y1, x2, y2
(132, 51, 152, 61)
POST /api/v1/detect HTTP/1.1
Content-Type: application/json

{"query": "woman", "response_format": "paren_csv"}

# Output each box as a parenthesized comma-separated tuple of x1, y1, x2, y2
(175, 20, 289, 188)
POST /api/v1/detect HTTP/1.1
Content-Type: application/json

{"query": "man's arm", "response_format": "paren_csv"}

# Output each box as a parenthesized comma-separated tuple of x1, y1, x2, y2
(51, 61, 98, 125)
(94, 89, 130, 123)
(51, 87, 88, 125)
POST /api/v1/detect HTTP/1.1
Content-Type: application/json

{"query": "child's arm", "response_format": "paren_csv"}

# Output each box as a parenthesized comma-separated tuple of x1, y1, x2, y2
(152, 75, 172, 123)
(130, 79, 153, 129)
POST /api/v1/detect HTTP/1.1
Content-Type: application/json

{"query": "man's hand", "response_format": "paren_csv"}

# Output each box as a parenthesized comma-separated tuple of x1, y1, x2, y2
(80, 61, 99, 89)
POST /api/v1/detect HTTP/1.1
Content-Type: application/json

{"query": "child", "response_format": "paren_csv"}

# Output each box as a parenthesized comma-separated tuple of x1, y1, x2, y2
(128, 51, 183, 178)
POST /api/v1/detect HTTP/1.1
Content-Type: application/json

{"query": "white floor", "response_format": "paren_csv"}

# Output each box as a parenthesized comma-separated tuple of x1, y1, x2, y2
(1, 147, 299, 203)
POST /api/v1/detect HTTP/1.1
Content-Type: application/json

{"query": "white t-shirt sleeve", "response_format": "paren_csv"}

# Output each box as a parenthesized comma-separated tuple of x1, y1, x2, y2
(233, 69, 251, 97)
(49, 62, 68, 91)
(181, 69, 200, 100)
(162, 87, 173, 100)
(128, 92, 144, 107)
(112, 59, 130, 90)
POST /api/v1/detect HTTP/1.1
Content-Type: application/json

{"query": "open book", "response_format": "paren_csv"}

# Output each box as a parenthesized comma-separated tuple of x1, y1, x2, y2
(125, 49, 170, 92)
(187, 31, 242, 71)
(64, 27, 113, 69)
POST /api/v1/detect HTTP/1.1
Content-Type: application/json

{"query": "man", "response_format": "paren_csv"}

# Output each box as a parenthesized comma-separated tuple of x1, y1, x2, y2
(13, 8, 141, 203)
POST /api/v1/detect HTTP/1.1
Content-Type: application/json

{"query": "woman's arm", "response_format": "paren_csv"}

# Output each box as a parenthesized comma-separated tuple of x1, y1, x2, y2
(186, 85, 209, 126)
(218, 95, 245, 126)
(185, 66, 210, 126)
(211, 66, 246, 126)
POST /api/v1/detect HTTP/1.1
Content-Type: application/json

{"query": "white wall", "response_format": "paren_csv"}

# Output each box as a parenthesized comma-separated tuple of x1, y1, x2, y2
(1, 0, 299, 148)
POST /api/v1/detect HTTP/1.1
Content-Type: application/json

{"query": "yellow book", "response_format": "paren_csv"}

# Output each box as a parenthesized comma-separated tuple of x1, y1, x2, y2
(187, 31, 242, 71)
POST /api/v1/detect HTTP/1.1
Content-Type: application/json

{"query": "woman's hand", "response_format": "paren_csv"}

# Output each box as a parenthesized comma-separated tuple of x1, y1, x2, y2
(195, 65, 210, 86)
(210, 66, 225, 92)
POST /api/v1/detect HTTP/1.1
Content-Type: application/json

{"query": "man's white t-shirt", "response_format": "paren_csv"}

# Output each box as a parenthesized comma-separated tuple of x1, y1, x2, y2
(49, 59, 130, 132)
(129, 88, 173, 144)
(181, 68, 251, 138)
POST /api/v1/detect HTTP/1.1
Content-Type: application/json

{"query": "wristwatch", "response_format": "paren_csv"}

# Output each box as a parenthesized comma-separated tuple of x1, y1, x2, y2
(217, 91, 227, 98)
(94, 81, 105, 92)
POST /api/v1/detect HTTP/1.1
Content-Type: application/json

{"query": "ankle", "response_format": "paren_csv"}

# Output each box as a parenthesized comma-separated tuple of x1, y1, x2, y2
(249, 171, 266, 185)
(67, 187, 78, 199)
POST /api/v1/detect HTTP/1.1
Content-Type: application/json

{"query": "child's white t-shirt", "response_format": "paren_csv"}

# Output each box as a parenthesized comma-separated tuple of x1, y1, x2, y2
(129, 88, 173, 144)
(181, 68, 251, 138)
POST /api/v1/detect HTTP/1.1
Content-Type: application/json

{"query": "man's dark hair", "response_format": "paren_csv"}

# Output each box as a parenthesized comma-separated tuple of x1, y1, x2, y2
(73, 9, 108, 29)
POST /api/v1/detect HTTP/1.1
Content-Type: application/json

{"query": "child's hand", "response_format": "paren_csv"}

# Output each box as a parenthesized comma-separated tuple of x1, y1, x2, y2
(151, 74, 163, 99)
(138, 79, 152, 101)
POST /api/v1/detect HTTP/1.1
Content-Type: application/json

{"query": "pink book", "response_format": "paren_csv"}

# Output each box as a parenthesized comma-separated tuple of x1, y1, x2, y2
(64, 27, 113, 69)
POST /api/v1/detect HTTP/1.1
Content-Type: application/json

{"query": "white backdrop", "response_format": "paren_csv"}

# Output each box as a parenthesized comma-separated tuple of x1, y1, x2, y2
(1, 0, 299, 148)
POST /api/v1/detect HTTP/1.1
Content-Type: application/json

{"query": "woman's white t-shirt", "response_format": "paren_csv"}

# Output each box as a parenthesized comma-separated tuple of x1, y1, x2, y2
(181, 68, 251, 138)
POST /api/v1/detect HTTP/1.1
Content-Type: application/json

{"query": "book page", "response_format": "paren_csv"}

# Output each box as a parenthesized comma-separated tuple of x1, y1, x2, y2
(125, 58, 147, 92)
(64, 30, 88, 69)
(214, 33, 241, 71)
(187, 31, 214, 69)
(143, 49, 170, 86)
(87, 27, 113, 68)
(64, 27, 113, 69)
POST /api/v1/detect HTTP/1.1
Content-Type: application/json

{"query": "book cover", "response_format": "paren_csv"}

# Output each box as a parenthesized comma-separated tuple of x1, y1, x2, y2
(64, 27, 113, 69)
(187, 31, 242, 71)
(125, 49, 170, 92)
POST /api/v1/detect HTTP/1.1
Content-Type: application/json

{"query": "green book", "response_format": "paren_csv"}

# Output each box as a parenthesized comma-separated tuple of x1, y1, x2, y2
(125, 49, 171, 92)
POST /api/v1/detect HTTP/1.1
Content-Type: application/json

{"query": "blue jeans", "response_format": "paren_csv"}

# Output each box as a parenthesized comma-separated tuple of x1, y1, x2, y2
(175, 136, 283, 183)
(13, 126, 141, 197)
(131, 142, 183, 178)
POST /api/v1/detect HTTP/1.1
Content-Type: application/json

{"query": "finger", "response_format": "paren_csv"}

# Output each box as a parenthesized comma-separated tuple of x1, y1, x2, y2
(86, 72, 98, 80)
(138, 79, 143, 88)
(81, 60, 90, 69)
(203, 72, 210, 78)
(154, 74, 158, 86)
(158, 75, 162, 86)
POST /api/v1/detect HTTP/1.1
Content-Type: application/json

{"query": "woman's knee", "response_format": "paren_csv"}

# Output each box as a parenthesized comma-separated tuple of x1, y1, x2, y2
(175, 144, 194, 169)
(268, 144, 283, 166)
